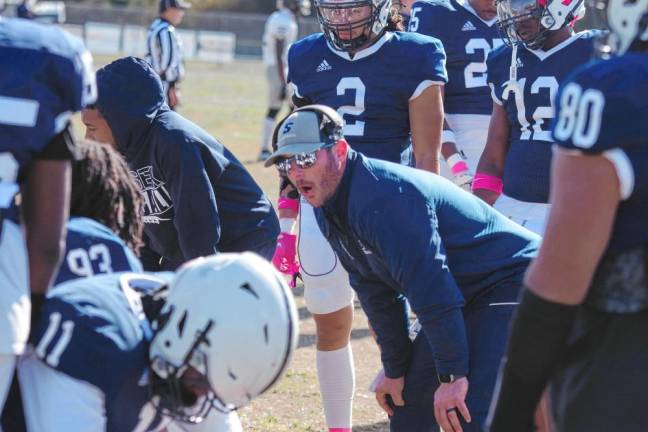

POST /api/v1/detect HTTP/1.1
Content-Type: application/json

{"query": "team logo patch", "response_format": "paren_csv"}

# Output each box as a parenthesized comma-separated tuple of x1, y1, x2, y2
(316, 60, 332, 72)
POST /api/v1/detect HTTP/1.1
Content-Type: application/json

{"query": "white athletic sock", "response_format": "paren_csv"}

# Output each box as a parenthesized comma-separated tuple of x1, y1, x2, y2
(316, 344, 355, 430)
(260, 117, 275, 151)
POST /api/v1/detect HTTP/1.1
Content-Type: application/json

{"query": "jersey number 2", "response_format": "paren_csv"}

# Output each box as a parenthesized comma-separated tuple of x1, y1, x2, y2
(464, 38, 503, 88)
(337, 77, 366, 137)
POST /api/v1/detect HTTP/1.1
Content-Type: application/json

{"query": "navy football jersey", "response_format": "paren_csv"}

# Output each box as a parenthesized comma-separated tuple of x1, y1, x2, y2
(409, 0, 502, 115)
(288, 31, 447, 163)
(0, 19, 96, 211)
(55, 217, 143, 285)
(487, 31, 596, 202)
(552, 53, 648, 253)
(32, 273, 170, 432)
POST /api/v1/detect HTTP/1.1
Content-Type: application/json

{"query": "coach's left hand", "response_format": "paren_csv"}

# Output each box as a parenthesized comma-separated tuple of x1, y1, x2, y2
(434, 377, 471, 432)
(375, 375, 405, 416)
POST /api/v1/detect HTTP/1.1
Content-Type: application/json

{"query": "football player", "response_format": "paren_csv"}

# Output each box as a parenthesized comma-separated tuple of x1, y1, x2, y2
(0, 140, 146, 431)
(407, 0, 501, 188)
(19, 253, 297, 431)
(487, 1, 648, 430)
(56, 140, 145, 285)
(82, 57, 280, 270)
(0, 17, 95, 411)
(272, 1, 447, 429)
(258, 0, 311, 161)
(473, 0, 592, 235)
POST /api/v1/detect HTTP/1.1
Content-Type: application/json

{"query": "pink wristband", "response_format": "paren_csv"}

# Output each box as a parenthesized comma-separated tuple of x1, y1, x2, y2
(446, 153, 469, 175)
(450, 161, 469, 176)
(472, 173, 503, 194)
(278, 197, 299, 212)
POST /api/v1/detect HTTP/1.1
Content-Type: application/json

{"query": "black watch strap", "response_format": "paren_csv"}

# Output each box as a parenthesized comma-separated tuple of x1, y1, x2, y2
(438, 373, 465, 384)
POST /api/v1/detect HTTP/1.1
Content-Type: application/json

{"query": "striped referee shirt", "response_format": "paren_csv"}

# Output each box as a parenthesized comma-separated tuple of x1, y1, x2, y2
(146, 18, 184, 90)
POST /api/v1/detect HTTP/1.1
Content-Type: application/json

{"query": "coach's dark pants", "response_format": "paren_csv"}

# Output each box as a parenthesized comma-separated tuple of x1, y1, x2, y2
(550, 307, 648, 432)
(389, 278, 521, 432)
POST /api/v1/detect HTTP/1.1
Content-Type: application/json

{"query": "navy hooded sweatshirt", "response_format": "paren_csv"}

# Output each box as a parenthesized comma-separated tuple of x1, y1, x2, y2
(95, 57, 279, 268)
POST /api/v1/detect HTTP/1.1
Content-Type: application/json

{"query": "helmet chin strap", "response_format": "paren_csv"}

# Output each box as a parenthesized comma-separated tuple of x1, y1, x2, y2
(502, 42, 523, 99)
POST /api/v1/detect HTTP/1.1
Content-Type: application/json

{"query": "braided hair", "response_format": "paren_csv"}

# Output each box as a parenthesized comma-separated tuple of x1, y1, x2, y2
(70, 140, 144, 253)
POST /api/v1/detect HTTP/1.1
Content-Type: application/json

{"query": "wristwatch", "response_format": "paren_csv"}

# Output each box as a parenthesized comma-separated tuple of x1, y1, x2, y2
(438, 374, 465, 384)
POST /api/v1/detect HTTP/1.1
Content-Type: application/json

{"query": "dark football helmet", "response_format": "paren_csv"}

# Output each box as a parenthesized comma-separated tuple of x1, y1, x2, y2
(496, 0, 585, 49)
(315, 0, 392, 52)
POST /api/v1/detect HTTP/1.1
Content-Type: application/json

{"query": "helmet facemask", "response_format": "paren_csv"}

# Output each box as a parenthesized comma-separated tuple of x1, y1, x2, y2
(316, 0, 391, 52)
(497, 0, 551, 49)
(149, 314, 233, 424)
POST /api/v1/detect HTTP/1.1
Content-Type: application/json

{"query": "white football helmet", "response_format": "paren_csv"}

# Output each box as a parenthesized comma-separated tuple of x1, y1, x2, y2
(589, 0, 648, 56)
(148, 253, 298, 423)
(496, 0, 586, 49)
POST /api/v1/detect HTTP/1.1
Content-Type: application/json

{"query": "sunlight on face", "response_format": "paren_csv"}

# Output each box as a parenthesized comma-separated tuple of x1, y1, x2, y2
(81, 108, 117, 149)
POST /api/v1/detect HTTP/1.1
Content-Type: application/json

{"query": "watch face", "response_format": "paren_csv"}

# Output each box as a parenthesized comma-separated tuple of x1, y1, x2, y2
(438, 374, 454, 383)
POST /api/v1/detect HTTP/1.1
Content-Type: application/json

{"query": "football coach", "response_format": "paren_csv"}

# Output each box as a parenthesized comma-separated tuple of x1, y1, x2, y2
(82, 56, 279, 270)
(264, 105, 540, 432)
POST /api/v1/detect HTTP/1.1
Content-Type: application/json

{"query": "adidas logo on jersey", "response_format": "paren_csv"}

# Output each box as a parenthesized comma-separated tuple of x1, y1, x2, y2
(461, 21, 476, 31)
(316, 60, 332, 72)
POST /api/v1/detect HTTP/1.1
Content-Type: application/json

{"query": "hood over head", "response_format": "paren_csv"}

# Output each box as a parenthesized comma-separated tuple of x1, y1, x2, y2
(95, 56, 167, 152)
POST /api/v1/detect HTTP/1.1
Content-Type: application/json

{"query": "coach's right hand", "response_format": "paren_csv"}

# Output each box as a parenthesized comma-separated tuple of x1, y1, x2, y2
(434, 377, 471, 432)
(375, 375, 405, 416)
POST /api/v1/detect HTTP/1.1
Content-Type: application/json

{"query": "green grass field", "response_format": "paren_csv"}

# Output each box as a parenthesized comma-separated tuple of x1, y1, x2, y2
(90, 56, 390, 431)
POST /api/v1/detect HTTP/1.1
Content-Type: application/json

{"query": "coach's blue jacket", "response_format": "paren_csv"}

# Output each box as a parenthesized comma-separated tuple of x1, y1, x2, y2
(315, 150, 540, 378)
(95, 57, 279, 269)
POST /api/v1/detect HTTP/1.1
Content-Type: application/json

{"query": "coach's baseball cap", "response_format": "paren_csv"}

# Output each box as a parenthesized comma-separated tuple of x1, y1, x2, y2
(264, 105, 344, 167)
(159, 0, 191, 12)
